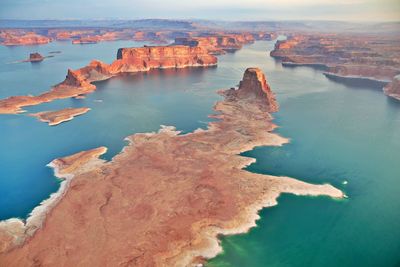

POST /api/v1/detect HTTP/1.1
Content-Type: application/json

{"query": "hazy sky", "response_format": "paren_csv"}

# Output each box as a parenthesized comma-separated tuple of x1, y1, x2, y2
(0, 0, 399, 21)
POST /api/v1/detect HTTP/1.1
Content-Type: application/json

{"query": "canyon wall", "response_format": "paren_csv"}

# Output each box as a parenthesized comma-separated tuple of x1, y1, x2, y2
(0, 45, 217, 114)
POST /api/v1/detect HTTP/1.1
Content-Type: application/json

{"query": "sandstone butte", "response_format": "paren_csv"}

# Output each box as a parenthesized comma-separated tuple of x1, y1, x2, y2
(270, 34, 400, 101)
(30, 107, 91, 126)
(0, 68, 344, 267)
(0, 45, 218, 114)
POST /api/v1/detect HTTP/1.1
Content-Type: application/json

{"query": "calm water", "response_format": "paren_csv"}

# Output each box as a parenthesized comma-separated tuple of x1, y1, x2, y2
(0, 40, 399, 267)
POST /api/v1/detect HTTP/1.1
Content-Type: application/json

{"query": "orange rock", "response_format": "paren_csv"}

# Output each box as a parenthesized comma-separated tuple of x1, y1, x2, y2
(0, 45, 217, 114)
(1, 32, 51, 46)
(237, 68, 279, 112)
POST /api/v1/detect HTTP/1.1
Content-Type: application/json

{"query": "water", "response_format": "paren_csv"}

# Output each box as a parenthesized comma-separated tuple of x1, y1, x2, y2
(1, 40, 399, 266)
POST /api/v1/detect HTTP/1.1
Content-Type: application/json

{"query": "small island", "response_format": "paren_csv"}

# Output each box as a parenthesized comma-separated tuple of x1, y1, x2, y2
(28, 53, 44, 62)
(30, 107, 91, 126)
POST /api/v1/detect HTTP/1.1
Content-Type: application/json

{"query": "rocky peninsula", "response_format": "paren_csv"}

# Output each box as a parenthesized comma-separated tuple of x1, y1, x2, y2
(0, 31, 51, 46)
(30, 107, 91, 126)
(270, 34, 400, 100)
(0, 45, 217, 114)
(384, 75, 400, 101)
(0, 68, 343, 266)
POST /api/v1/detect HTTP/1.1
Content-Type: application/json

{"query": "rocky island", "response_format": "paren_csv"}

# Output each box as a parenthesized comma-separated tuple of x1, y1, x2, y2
(30, 107, 91, 126)
(270, 33, 400, 100)
(0, 68, 343, 266)
(0, 45, 217, 114)
(28, 53, 44, 62)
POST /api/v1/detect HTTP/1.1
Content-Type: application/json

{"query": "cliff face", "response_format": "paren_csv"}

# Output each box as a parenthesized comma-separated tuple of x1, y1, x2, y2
(173, 33, 255, 55)
(327, 65, 398, 81)
(112, 45, 217, 73)
(0, 45, 218, 114)
(237, 68, 279, 112)
(270, 34, 400, 101)
(384, 75, 400, 101)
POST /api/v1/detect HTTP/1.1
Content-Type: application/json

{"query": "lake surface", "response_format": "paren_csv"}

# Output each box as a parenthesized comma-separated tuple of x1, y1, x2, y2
(1, 40, 399, 267)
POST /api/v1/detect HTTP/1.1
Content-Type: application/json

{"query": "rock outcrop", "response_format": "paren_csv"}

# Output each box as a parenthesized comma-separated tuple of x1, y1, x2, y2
(0, 69, 343, 266)
(173, 33, 255, 55)
(0, 45, 217, 114)
(270, 34, 400, 100)
(30, 107, 91, 126)
(237, 68, 279, 112)
(112, 45, 217, 72)
(384, 75, 400, 101)
(28, 53, 44, 62)
(0, 31, 51, 46)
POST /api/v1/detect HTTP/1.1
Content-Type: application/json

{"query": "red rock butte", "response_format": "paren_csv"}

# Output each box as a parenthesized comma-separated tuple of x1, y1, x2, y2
(0, 45, 218, 114)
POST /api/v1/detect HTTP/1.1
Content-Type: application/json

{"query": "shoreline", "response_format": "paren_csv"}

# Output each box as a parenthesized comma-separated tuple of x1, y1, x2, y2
(279, 60, 391, 86)
(0, 68, 344, 266)
(322, 72, 390, 87)
(29, 107, 91, 126)
(0, 147, 107, 253)
(0, 45, 218, 114)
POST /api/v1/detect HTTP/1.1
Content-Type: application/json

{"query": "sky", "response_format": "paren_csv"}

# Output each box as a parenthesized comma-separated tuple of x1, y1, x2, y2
(0, 0, 399, 22)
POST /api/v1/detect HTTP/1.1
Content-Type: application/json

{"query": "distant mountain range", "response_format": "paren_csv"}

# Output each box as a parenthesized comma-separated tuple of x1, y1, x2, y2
(1, 19, 399, 33)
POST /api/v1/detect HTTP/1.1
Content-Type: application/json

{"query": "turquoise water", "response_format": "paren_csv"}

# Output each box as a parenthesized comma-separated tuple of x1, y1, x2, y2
(1, 40, 399, 266)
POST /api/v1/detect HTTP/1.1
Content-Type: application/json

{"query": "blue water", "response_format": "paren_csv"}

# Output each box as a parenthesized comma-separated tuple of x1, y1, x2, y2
(1, 40, 399, 266)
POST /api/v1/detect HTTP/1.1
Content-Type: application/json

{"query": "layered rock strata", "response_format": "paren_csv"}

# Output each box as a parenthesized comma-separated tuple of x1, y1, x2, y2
(173, 33, 255, 55)
(0, 45, 217, 114)
(270, 34, 400, 100)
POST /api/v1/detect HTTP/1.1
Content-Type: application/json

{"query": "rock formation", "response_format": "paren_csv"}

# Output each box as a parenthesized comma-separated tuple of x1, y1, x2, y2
(173, 33, 254, 55)
(270, 34, 400, 100)
(0, 31, 51, 46)
(30, 107, 91, 126)
(113, 45, 217, 72)
(0, 45, 217, 114)
(28, 53, 44, 62)
(237, 68, 279, 112)
(0, 68, 343, 266)
(384, 75, 400, 101)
